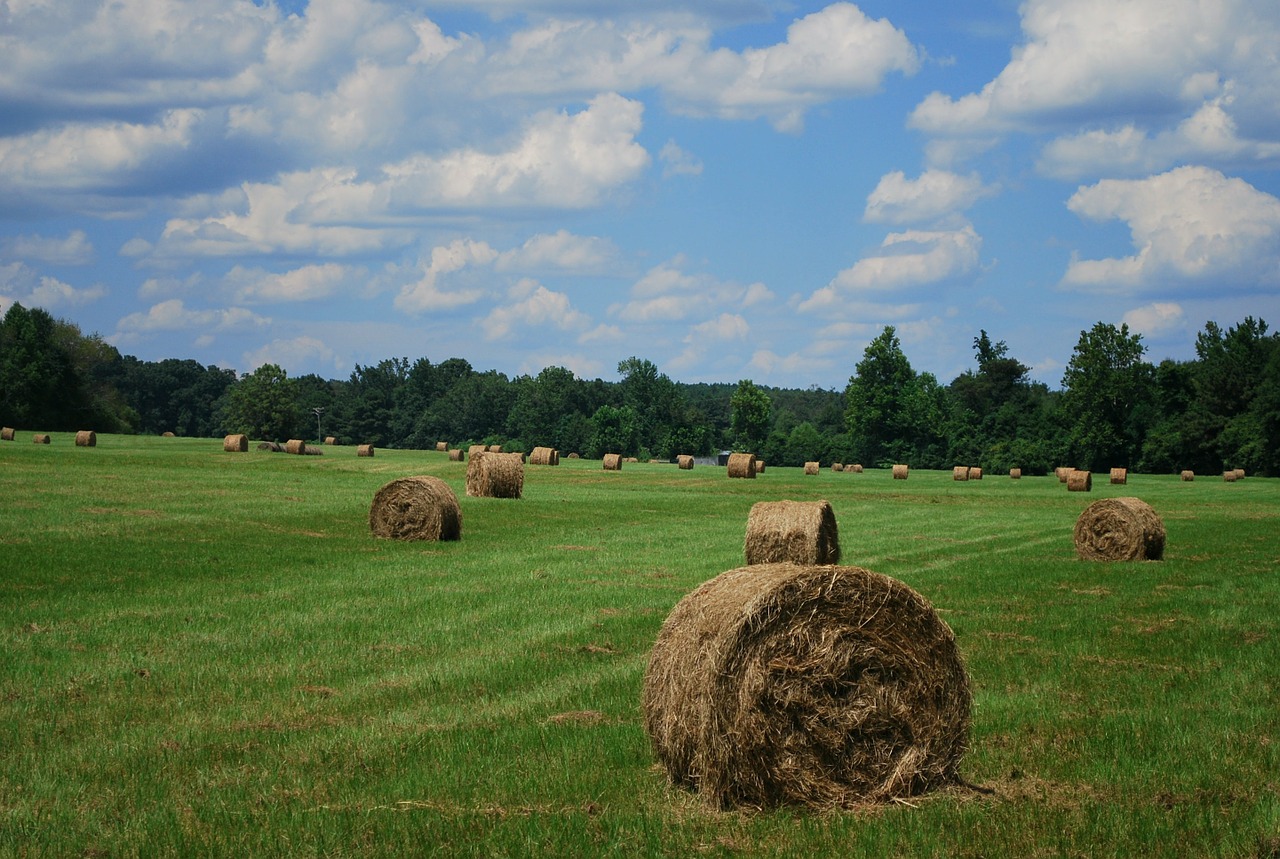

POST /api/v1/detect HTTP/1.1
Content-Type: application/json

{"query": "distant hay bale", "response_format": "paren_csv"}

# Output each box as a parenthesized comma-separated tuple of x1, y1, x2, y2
(625, 457, 639, 463)
(603, 453, 623, 471)
(744, 500, 840, 566)
(448, 449, 464, 462)
(1055, 467, 1071, 483)
(727, 452, 757, 479)
(223, 434, 248, 452)
(567, 452, 580, 459)
(257, 441, 283, 452)
(75, 430, 96, 447)
(851, 464, 863, 473)
(161, 431, 175, 438)
(357, 444, 374, 457)
(892, 464, 909, 480)
(436, 442, 448, 452)
(1067, 470, 1092, 492)
(1109, 468, 1128, 485)
(755, 460, 765, 474)
(530, 446, 559, 466)
(1233, 468, 1246, 479)
(804, 461, 819, 476)
(1223, 470, 1239, 483)
(1073, 497, 1165, 561)
(952, 466, 969, 481)
(324, 436, 337, 446)
(368, 476, 461, 542)
(677, 455, 694, 470)
(468, 444, 487, 457)
(832, 463, 844, 473)
(1, 427, 14, 441)
(285, 439, 307, 455)
(968, 467, 983, 480)
(33, 434, 50, 444)
(642, 562, 971, 811)
(486, 444, 502, 453)
(1180, 470, 1194, 482)
(1010, 468, 1022, 480)
(466, 451, 524, 498)
(303, 444, 324, 456)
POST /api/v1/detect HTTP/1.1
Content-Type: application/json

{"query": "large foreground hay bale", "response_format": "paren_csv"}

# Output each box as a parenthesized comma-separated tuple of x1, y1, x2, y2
(1109, 467, 1127, 485)
(892, 464, 909, 480)
(804, 461, 819, 476)
(952, 466, 969, 481)
(1073, 497, 1165, 561)
(357, 444, 374, 457)
(1180, 470, 1194, 482)
(602, 453, 623, 471)
(744, 500, 840, 566)
(530, 446, 559, 466)
(75, 430, 96, 447)
(1, 427, 14, 441)
(285, 439, 307, 455)
(727, 452, 757, 479)
(224, 434, 248, 452)
(677, 454, 694, 470)
(33, 434, 50, 444)
(368, 476, 461, 542)
(466, 451, 524, 498)
(642, 563, 970, 810)
(1067, 470, 1092, 492)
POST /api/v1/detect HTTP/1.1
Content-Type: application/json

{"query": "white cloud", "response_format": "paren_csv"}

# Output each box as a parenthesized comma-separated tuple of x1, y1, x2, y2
(659, 139, 703, 177)
(1122, 302, 1185, 338)
(481, 280, 592, 340)
(227, 262, 358, 304)
(1, 230, 94, 265)
(863, 169, 996, 225)
(393, 239, 497, 314)
(242, 336, 340, 375)
(612, 256, 774, 322)
(495, 230, 619, 273)
(115, 298, 270, 333)
(0, 261, 106, 311)
(1062, 166, 1280, 290)
(808, 224, 981, 303)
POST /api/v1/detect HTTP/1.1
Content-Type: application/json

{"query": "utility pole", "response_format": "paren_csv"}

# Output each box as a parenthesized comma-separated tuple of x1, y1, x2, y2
(312, 406, 324, 445)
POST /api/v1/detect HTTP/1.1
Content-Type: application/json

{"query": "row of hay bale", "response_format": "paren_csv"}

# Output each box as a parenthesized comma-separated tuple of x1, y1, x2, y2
(367, 450, 528, 541)
(223, 434, 372, 456)
(1, 428, 95, 445)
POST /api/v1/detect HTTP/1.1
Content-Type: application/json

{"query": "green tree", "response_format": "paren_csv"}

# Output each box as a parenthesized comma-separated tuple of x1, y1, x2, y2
(844, 326, 916, 466)
(587, 403, 639, 458)
(218, 363, 302, 441)
(730, 379, 771, 451)
(1060, 322, 1154, 471)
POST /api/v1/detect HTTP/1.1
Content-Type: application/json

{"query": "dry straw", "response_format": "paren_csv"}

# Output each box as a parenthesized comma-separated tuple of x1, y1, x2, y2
(257, 441, 282, 452)
(436, 442, 448, 452)
(744, 500, 840, 566)
(1110, 467, 1128, 485)
(602, 453, 623, 471)
(1067, 470, 1092, 492)
(892, 464, 909, 480)
(285, 439, 307, 455)
(968, 467, 983, 480)
(224, 434, 248, 452)
(1223, 470, 1239, 483)
(642, 562, 971, 810)
(466, 451, 524, 498)
(1180, 470, 1195, 482)
(850, 464, 863, 473)
(832, 463, 844, 473)
(357, 444, 374, 457)
(33, 434, 50, 444)
(1010, 468, 1022, 480)
(448, 449, 464, 462)
(727, 452, 758, 479)
(324, 436, 337, 445)
(1, 427, 14, 441)
(530, 446, 559, 466)
(952, 466, 969, 481)
(1073, 497, 1165, 561)
(75, 430, 96, 447)
(677, 455, 694, 470)
(755, 460, 766, 474)
(468, 444, 487, 457)
(486, 444, 503, 453)
(162, 431, 175, 438)
(368, 476, 461, 542)
(804, 461, 819, 476)
(1233, 468, 1246, 479)
(1055, 467, 1071, 483)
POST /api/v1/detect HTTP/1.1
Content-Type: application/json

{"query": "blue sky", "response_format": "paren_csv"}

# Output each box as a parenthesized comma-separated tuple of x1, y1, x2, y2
(2, 0, 1278, 390)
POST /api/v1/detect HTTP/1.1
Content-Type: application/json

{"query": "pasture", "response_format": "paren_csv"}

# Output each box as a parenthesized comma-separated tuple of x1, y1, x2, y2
(1, 435, 1278, 857)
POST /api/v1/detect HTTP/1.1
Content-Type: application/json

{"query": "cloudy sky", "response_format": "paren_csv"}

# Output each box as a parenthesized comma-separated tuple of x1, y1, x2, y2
(2, 0, 1278, 389)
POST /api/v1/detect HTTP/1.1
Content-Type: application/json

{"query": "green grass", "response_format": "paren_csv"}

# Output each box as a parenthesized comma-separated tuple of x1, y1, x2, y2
(2, 434, 1279, 857)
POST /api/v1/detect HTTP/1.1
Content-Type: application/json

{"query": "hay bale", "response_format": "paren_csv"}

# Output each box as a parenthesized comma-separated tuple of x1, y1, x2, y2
(257, 441, 283, 452)
(161, 431, 175, 438)
(952, 466, 969, 481)
(224, 434, 248, 452)
(75, 430, 96, 447)
(744, 500, 840, 566)
(436, 442, 448, 452)
(33, 433, 50, 444)
(1223, 470, 1238, 483)
(755, 460, 765, 474)
(466, 451, 524, 498)
(324, 436, 337, 446)
(567, 452, 580, 459)
(1, 427, 14, 441)
(727, 452, 758, 479)
(285, 439, 307, 455)
(1180, 470, 1194, 482)
(1055, 466, 1071, 483)
(1010, 468, 1022, 479)
(603, 453, 623, 471)
(1073, 497, 1165, 561)
(892, 464, 909, 480)
(832, 463, 844, 473)
(677, 455, 694, 470)
(530, 446, 559, 466)
(642, 562, 971, 810)
(486, 444, 502, 453)
(368, 476, 461, 542)
(851, 464, 863, 473)
(1233, 468, 1246, 479)
(468, 444, 487, 457)
(448, 448, 464, 462)
(804, 461, 819, 476)
(1067, 470, 1092, 492)
(625, 456, 639, 464)
(968, 467, 983, 480)
(303, 445, 324, 456)
(1109, 467, 1127, 485)
(357, 444, 374, 457)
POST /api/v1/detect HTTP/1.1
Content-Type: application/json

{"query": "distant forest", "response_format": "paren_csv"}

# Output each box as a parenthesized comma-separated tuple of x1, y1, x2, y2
(2, 301, 1278, 476)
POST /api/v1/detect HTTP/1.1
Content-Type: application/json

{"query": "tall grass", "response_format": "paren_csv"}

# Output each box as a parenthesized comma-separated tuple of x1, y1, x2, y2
(2, 435, 1278, 857)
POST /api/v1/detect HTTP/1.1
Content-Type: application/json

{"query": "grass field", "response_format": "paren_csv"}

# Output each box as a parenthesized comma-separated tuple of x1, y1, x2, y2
(2, 434, 1278, 857)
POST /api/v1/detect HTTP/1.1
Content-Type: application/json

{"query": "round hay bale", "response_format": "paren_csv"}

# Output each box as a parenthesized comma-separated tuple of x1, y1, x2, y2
(285, 439, 307, 455)
(832, 463, 844, 473)
(892, 464, 909, 480)
(804, 461, 819, 476)
(486, 444, 502, 453)
(1055, 466, 1071, 483)
(567, 452, 580, 459)
(1109, 467, 1127, 485)
(448, 448, 464, 462)
(324, 436, 337, 446)
(744, 500, 840, 566)
(257, 441, 283, 452)
(368, 476, 461, 542)
(33, 433, 50, 444)
(727, 452, 757, 479)
(75, 430, 96, 447)
(357, 444, 374, 457)
(1073, 497, 1165, 561)
(642, 562, 971, 810)
(755, 460, 766, 474)
(1, 427, 14, 441)
(677, 454, 694, 470)
(602, 453, 623, 471)
(1223, 470, 1239, 482)
(161, 431, 176, 438)
(1067, 470, 1092, 492)
(1233, 468, 1246, 480)
(851, 464, 863, 473)
(1180, 470, 1194, 482)
(466, 451, 524, 498)
(625, 456, 640, 464)
(968, 467, 983, 480)
(436, 441, 448, 452)
(529, 446, 558, 466)
(303, 444, 324, 456)
(468, 444, 486, 457)
(952, 466, 969, 481)
(224, 434, 248, 452)
(1010, 468, 1022, 480)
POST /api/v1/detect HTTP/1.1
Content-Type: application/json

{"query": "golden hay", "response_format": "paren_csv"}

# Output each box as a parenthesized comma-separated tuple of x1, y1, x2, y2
(468, 444, 487, 457)
(968, 467, 983, 480)
(1067, 470, 1092, 492)
(832, 463, 844, 473)
(952, 466, 969, 481)
(75, 430, 96, 447)
(1073, 497, 1165, 561)
(1010, 468, 1022, 480)
(642, 562, 971, 810)
(530, 446, 559, 466)
(851, 464, 863, 473)
(1180, 470, 1194, 482)
(33, 434, 50, 444)
(324, 436, 337, 445)
(223, 434, 248, 452)
(892, 464, 909, 480)
(755, 460, 766, 474)
(1233, 468, 1246, 479)
(357, 444, 375, 457)
(567, 452, 580, 459)
(436, 442, 448, 452)
(448, 448, 464, 462)
(1055, 466, 1071, 483)
(804, 461, 819, 476)
(285, 439, 307, 455)
(368, 476, 461, 542)
(602, 453, 623, 471)
(1109, 467, 1127, 485)
(677, 454, 695, 470)
(727, 452, 758, 479)
(486, 444, 502, 453)
(1223, 470, 1239, 483)
(161, 431, 175, 438)
(1, 427, 14, 441)
(466, 451, 524, 498)
(744, 500, 840, 566)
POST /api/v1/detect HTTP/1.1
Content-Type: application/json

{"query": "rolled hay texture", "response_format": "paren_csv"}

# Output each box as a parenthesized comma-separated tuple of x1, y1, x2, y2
(162, 431, 175, 438)
(468, 444, 487, 457)
(324, 436, 337, 445)
(892, 464, 909, 480)
(968, 467, 983, 480)
(224, 434, 248, 452)
(1223, 470, 1239, 483)
(832, 463, 844, 473)
(755, 460, 766, 474)
(1110, 467, 1128, 485)
(368, 476, 461, 542)
(1073, 497, 1165, 561)
(1233, 468, 1246, 479)
(2, 427, 15, 441)
(33, 434, 50, 444)
(744, 500, 840, 566)
(466, 451, 524, 499)
(1067, 470, 1092, 492)
(602, 453, 623, 471)
(448, 449, 464, 462)
(436, 442, 448, 452)
(952, 466, 969, 481)
(727, 452, 758, 479)
(1180, 470, 1195, 482)
(851, 464, 863, 473)
(285, 439, 307, 455)
(677, 455, 694, 470)
(75, 430, 96, 447)
(1056, 467, 1071, 483)
(642, 562, 971, 811)
(529, 446, 559, 466)
(357, 444, 374, 457)
(257, 441, 283, 452)
(486, 444, 502, 453)
(804, 461, 820, 476)
(1010, 468, 1022, 480)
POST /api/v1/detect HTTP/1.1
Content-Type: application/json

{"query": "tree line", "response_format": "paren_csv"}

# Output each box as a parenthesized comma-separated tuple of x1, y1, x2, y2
(2, 301, 1277, 475)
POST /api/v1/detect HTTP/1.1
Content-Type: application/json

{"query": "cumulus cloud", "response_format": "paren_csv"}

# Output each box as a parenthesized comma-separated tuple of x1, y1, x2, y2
(480, 279, 592, 340)
(227, 263, 358, 304)
(495, 229, 619, 273)
(1, 230, 93, 265)
(242, 336, 340, 374)
(1062, 166, 1280, 290)
(611, 256, 774, 322)
(0, 261, 106, 312)
(863, 169, 996, 224)
(115, 299, 270, 334)
(394, 239, 498, 314)
(659, 140, 703, 177)
(1122, 302, 1185, 338)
